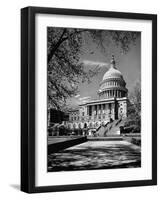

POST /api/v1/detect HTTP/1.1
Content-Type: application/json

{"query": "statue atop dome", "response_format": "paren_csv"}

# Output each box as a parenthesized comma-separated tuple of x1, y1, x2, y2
(110, 55, 116, 69)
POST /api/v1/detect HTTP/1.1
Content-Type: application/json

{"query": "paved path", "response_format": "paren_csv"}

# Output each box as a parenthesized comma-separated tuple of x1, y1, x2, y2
(48, 140, 141, 172)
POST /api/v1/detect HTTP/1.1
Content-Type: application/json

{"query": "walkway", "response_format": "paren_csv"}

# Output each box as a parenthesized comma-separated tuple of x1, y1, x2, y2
(48, 140, 141, 172)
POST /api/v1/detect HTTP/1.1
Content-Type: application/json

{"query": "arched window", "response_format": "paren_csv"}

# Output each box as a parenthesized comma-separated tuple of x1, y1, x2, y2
(84, 123, 87, 128)
(73, 123, 76, 129)
(89, 122, 93, 128)
(78, 123, 81, 129)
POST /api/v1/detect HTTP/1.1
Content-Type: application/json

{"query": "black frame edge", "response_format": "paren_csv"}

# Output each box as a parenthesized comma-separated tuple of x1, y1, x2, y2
(152, 14, 157, 185)
(21, 7, 35, 193)
(21, 7, 30, 193)
(24, 6, 157, 20)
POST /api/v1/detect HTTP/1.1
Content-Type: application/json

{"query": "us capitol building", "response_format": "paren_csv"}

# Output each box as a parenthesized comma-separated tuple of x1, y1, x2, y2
(67, 55, 128, 130)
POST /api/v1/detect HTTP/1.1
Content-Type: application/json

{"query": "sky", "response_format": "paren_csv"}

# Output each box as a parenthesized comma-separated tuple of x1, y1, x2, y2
(66, 30, 141, 108)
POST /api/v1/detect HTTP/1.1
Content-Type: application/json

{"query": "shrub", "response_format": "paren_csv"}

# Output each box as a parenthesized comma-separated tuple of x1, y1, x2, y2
(131, 138, 141, 146)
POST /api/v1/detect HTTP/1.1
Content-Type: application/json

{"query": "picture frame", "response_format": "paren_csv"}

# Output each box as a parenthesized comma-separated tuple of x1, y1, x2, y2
(21, 6, 157, 193)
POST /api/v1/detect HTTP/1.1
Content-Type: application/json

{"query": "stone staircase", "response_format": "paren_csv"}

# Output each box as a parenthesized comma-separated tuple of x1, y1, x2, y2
(96, 119, 126, 136)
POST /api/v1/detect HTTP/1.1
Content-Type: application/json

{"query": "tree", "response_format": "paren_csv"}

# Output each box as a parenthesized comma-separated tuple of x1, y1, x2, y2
(127, 81, 141, 130)
(48, 27, 139, 110)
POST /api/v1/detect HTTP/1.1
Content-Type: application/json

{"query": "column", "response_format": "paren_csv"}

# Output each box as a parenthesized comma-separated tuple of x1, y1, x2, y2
(105, 104, 108, 119)
(124, 101, 127, 117)
(97, 104, 99, 120)
(87, 106, 89, 116)
(100, 104, 103, 121)
(96, 105, 98, 121)
(103, 104, 105, 114)
(94, 105, 97, 114)
(91, 105, 94, 116)
(111, 103, 115, 120)
(98, 104, 100, 115)
(100, 104, 102, 119)
(84, 106, 87, 116)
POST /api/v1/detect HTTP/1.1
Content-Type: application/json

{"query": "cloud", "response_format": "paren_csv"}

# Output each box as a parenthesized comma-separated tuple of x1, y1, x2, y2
(79, 96, 91, 101)
(75, 94, 80, 98)
(82, 60, 109, 68)
(82, 100, 90, 104)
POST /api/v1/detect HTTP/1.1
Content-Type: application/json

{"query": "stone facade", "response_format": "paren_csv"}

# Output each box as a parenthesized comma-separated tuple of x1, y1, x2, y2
(67, 56, 128, 130)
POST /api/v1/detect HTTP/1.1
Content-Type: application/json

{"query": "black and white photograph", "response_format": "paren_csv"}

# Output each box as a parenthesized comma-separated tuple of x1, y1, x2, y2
(47, 27, 141, 172)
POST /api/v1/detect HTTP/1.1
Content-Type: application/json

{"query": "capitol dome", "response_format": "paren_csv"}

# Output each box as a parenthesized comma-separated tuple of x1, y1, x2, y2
(102, 67, 123, 80)
(98, 55, 128, 99)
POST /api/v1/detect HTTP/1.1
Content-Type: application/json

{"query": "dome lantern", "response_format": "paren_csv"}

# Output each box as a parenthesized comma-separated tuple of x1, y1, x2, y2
(110, 55, 116, 69)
